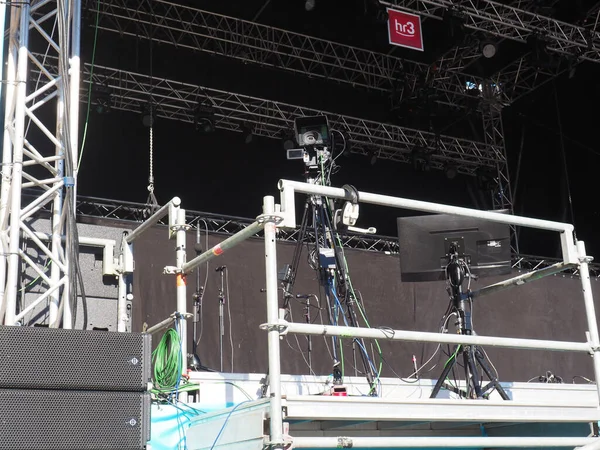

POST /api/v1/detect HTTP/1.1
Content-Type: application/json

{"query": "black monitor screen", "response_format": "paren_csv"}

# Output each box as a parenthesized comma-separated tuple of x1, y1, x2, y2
(397, 214, 512, 282)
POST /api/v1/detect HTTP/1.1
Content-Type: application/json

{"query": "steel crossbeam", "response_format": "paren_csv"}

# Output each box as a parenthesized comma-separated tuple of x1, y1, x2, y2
(34, 54, 505, 175)
(0, 1, 81, 327)
(86, 0, 496, 109)
(385, 0, 600, 63)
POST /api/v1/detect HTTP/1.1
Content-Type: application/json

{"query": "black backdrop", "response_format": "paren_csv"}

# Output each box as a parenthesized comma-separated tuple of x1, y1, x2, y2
(132, 226, 599, 383)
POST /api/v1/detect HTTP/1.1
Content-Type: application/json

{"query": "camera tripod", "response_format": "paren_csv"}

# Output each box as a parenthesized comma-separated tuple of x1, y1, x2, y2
(279, 148, 378, 395)
(430, 243, 509, 400)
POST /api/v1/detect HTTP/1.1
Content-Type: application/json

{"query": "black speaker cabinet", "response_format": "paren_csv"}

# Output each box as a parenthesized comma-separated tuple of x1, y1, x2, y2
(0, 389, 151, 450)
(0, 326, 151, 391)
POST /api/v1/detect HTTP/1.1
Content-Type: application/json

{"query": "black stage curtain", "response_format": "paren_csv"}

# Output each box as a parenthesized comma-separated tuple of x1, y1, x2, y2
(133, 226, 599, 383)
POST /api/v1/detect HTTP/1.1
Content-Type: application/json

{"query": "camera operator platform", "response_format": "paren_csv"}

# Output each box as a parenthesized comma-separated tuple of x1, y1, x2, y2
(430, 240, 510, 400)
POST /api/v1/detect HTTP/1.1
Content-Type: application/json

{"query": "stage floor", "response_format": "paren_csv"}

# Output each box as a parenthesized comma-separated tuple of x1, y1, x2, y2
(147, 372, 600, 450)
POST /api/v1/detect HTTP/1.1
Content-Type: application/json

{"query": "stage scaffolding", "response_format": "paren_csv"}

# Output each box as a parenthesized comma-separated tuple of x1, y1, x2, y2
(178, 180, 600, 449)
(2, 0, 600, 327)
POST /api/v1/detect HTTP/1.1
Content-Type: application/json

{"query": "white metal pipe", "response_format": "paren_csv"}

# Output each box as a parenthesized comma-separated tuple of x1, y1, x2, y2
(279, 179, 579, 264)
(25, 105, 64, 150)
(117, 273, 127, 332)
(32, 231, 116, 249)
(577, 438, 600, 450)
(22, 176, 63, 188)
(20, 183, 61, 219)
(291, 436, 597, 448)
(125, 196, 181, 244)
(25, 76, 59, 103)
(263, 195, 284, 449)
(182, 220, 264, 274)
(32, 232, 116, 276)
(576, 241, 600, 405)
(145, 315, 176, 335)
(0, 0, 6, 102)
(4, 5, 31, 325)
(19, 224, 67, 274)
(69, 0, 81, 187)
(14, 275, 67, 322)
(0, 5, 18, 323)
(175, 207, 188, 374)
(29, 18, 59, 52)
(30, 0, 53, 14)
(62, 260, 72, 329)
(50, 11, 66, 328)
(18, 249, 52, 286)
(30, 8, 56, 28)
(278, 180, 574, 232)
(278, 321, 590, 353)
(23, 155, 62, 168)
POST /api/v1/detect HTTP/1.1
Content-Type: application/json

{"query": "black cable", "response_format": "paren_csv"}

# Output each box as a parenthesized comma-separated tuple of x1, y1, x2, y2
(511, 126, 525, 211)
(553, 83, 577, 238)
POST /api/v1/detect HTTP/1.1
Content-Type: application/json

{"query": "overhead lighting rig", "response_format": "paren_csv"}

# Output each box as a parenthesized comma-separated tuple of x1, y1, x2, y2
(193, 104, 216, 133)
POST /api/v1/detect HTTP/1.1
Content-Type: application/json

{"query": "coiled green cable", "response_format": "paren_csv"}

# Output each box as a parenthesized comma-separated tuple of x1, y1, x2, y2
(152, 328, 182, 390)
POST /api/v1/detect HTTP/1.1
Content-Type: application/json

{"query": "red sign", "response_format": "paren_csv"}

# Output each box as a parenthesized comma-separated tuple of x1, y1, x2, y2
(387, 9, 424, 52)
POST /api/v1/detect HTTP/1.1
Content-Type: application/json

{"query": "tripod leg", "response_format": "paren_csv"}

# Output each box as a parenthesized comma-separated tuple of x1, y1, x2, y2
(431, 350, 462, 398)
(475, 348, 510, 400)
(463, 346, 483, 398)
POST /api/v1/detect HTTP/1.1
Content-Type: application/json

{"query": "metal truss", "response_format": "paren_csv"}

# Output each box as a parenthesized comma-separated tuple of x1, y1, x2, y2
(481, 102, 511, 211)
(385, 0, 600, 62)
(0, 1, 81, 327)
(480, 96, 519, 252)
(87, 0, 499, 109)
(71, 194, 600, 277)
(488, 3, 600, 104)
(34, 55, 505, 175)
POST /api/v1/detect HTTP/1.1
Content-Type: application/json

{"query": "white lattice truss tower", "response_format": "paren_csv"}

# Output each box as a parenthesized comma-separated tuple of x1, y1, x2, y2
(0, 0, 80, 327)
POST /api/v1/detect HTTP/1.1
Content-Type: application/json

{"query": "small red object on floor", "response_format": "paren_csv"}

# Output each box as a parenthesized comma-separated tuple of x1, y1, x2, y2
(332, 386, 347, 396)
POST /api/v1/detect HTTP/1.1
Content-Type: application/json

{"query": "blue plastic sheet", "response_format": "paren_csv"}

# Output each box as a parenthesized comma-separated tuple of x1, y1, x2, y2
(149, 402, 232, 450)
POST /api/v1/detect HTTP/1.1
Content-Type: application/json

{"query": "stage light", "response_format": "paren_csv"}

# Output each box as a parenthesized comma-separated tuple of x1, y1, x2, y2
(481, 41, 497, 59)
(369, 149, 377, 166)
(241, 123, 253, 144)
(305, 0, 315, 11)
(444, 163, 457, 179)
(411, 146, 430, 172)
(476, 166, 496, 191)
(141, 102, 155, 128)
(193, 104, 216, 133)
(92, 85, 112, 115)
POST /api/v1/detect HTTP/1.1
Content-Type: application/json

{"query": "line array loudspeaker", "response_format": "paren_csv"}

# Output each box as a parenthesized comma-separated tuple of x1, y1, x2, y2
(0, 325, 151, 391)
(0, 389, 151, 450)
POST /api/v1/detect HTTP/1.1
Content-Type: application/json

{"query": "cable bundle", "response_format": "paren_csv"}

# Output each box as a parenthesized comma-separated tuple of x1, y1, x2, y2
(152, 328, 182, 390)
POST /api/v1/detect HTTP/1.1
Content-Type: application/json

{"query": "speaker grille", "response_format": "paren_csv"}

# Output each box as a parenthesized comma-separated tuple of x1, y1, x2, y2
(0, 326, 151, 391)
(0, 390, 150, 450)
